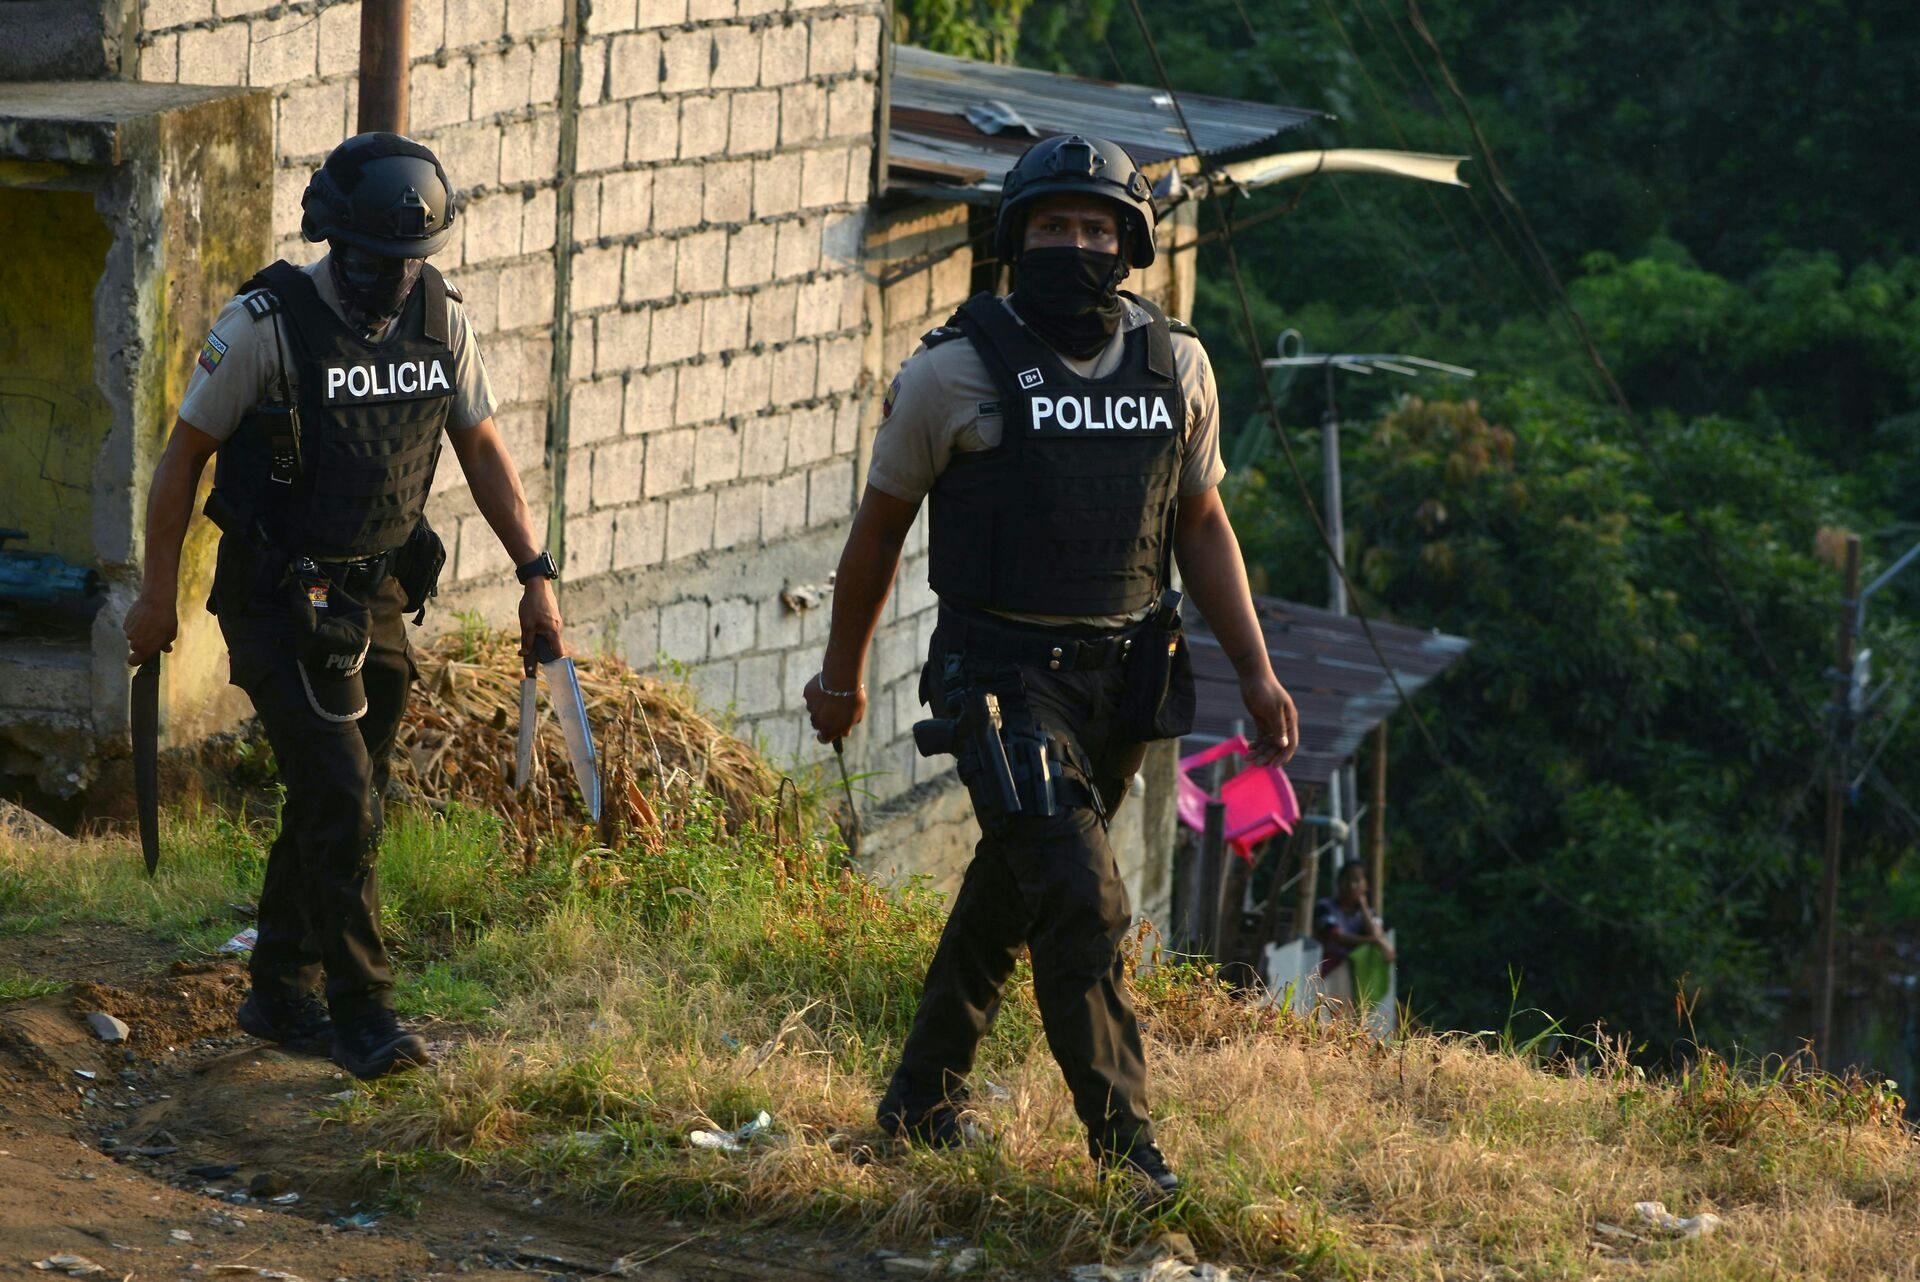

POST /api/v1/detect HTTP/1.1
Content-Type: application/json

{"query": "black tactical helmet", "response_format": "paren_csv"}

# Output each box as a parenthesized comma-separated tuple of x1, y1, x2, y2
(300, 133, 457, 258)
(995, 134, 1158, 269)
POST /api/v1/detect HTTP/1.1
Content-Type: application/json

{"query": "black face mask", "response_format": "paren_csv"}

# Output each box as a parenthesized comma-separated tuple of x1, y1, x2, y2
(329, 244, 424, 333)
(1009, 246, 1127, 360)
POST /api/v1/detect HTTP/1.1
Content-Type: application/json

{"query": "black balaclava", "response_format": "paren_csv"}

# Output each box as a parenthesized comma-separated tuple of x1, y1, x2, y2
(1009, 244, 1128, 360)
(329, 242, 424, 334)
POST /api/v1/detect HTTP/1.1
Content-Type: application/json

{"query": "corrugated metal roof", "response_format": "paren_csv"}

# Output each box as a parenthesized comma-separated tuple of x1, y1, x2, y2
(888, 45, 1324, 203)
(1184, 596, 1470, 787)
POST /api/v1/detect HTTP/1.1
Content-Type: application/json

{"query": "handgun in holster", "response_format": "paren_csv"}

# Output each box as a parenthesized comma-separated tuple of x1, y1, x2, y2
(912, 656, 1058, 819)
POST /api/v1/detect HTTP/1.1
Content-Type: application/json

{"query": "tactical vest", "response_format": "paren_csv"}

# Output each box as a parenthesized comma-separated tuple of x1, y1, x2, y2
(214, 260, 455, 560)
(927, 292, 1185, 617)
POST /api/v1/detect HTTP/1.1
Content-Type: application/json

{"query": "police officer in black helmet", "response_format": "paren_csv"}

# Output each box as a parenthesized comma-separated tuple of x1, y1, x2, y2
(805, 134, 1300, 1201)
(123, 133, 569, 1079)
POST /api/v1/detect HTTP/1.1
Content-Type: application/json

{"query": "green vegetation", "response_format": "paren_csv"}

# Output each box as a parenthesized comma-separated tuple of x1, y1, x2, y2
(5, 807, 1919, 1277)
(897, 0, 1920, 1064)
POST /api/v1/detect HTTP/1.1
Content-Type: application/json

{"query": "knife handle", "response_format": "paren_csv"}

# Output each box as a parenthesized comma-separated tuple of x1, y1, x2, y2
(532, 633, 562, 665)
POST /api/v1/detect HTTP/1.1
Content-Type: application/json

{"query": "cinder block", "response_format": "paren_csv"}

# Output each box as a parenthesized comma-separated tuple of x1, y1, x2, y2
(678, 95, 731, 159)
(614, 502, 668, 570)
(700, 293, 748, 352)
(617, 606, 661, 663)
(591, 437, 647, 508)
(844, 144, 873, 204)
(688, 661, 736, 714)
(570, 376, 625, 445)
(712, 482, 761, 549)
(408, 59, 472, 132)
(659, 598, 710, 662)
(723, 351, 773, 418)
(807, 460, 853, 527)
(763, 470, 808, 538)
(623, 239, 677, 303)
(753, 153, 802, 217)
(726, 89, 779, 157)
(523, 189, 557, 253)
(774, 215, 821, 278)
(570, 176, 601, 241)
(500, 116, 561, 184)
(792, 275, 840, 337)
(445, 0, 508, 46)
(250, 10, 319, 86)
(660, 29, 712, 93)
(689, 0, 737, 20)
(494, 260, 555, 332)
(800, 145, 848, 208)
(412, 0, 446, 51)
(277, 81, 346, 159)
(318, 2, 362, 75)
(741, 412, 789, 477)
(637, 0, 689, 27)
(852, 13, 881, 72)
(645, 428, 696, 496)
(146, 0, 212, 32)
(694, 422, 743, 487)
(178, 22, 249, 87)
(748, 281, 799, 345)
(771, 342, 820, 408)
(576, 102, 630, 173)
(709, 597, 756, 654)
(651, 165, 705, 231)
(666, 491, 718, 561)
(471, 43, 534, 119)
(826, 78, 875, 142)
(786, 401, 834, 465)
(571, 247, 623, 314)
(463, 192, 523, 264)
(600, 168, 654, 237)
(532, 34, 562, 105)
(710, 23, 759, 89)
(675, 359, 726, 425)
(702, 159, 754, 224)
(587, 0, 639, 34)
(759, 596, 803, 652)
(508, 0, 566, 35)
(570, 315, 595, 381)
(738, 0, 784, 16)
(833, 394, 861, 454)
(565, 509, 617, 578)
(480, 334, 553, 407)
(735, 653, 782, 714)
(578, 36, 608, 106)
(138, 33, 179, 82)
(628, 98, 680, 163)
(816, 333, 863, 395)
(626, 367, 679, 435)
(649, 298, 705, 365)
(427, 120, 503, 191)
(759, 20, 808, 87)
(609, 30, 662, 98)
(672, 228, 727, 293)
(780, 83, 824, 146)
(595, 307, 652, 374)
(807, 14, 857, 77)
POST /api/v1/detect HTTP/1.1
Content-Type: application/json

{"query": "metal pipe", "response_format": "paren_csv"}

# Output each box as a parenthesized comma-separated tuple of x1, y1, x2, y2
(357, 0, 411, 135)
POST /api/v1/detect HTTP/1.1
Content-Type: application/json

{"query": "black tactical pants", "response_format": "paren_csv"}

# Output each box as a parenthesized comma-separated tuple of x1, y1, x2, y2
(219, 575, 413, 1019)
(887, 641, 1155, 1158)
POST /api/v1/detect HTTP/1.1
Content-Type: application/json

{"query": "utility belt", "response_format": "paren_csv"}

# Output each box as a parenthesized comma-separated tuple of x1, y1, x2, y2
(204, 487, 445, 623)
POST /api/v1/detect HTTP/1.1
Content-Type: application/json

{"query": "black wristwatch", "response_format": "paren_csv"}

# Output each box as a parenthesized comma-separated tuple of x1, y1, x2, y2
(516, 551, 559, 585)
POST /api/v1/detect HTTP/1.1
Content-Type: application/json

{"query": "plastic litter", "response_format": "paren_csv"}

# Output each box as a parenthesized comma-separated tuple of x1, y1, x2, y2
(218, 928, 259, 955)
(948, 1248, 985, 1275)
(170, 1230, 195, 1244)
(332, 1212, 380, 1231)
(71, 1069, 96, 1081)
(1634, 1201, 1724, 1239)
(270, 1193, 301, 1205)
(85, 1012, 130, 1043)
(31, 1257, 107, 1277)
(687, 1110, 773, 1153)
(881, 1259, 938, 1277)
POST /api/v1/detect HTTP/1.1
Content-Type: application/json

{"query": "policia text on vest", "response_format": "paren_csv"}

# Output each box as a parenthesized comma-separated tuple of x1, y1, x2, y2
(121, 133, 567, 1083)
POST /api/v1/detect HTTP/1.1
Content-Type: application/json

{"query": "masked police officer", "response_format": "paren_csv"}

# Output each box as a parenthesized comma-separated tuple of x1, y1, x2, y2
(803, 134, 1300, 1202)
(122, 133, 567, 1080)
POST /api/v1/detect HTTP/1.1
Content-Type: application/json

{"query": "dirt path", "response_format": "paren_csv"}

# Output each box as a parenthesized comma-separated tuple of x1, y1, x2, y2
(0, 943, 896, 1282)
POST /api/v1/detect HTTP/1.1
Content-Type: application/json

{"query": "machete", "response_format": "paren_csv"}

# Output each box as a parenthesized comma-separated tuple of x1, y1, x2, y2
(130, 656, 160, 875)
(526, 635, 601, 822)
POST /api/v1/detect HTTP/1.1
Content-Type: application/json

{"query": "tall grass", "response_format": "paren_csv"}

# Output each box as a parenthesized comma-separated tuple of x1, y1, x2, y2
(4, 804, 1917, 1278)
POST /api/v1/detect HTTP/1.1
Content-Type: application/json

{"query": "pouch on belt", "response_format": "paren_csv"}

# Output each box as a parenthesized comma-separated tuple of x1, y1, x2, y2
(284, 561, 372, 722)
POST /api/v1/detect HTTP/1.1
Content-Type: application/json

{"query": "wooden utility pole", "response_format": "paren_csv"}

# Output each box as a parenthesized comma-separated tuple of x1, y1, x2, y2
(357, 0, 412, 134)
(1369, 722, 1387, 917)
(1816, 534, 1861, 1061)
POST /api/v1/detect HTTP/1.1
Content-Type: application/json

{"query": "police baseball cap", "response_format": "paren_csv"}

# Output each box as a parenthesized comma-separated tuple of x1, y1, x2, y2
(285, 569, 372, 723)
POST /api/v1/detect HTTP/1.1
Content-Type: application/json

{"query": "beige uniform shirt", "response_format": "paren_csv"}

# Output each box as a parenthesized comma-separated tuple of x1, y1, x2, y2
(178, 255, 496, 441)
(869, 296, 1227, 628)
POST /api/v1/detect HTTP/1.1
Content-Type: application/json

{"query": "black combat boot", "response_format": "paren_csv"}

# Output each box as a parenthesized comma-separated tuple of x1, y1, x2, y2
(330, 1007, 431, 1080)
(235, 988, 333, 1055)
(877, 1093, 969, 1148)
(1098, 1138, 1181, 1212)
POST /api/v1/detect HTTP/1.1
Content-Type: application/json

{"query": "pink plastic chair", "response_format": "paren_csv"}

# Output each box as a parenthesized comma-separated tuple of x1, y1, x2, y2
(1177, 735, 1300, 863)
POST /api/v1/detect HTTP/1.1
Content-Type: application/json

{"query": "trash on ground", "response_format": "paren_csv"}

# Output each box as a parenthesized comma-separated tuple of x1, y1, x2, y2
(218, 928, 259, 955)
(71, 1069, 96, 1081)
(85, 1012, 130, 1043)
(688, 1110, 773, 1153)
(332, 1212, 380, 1231)
(1593, 1222, 1649, 1244)
(269, 1193, 301, 1205)
(881, 1259, 940, 1277)
(169, 1230, 195, 1244)
(981, 1080, 1012, 1101)
(31, 1256, 107, 1277)
(948, 1248, 985, 1275)
(1070, 1240, 1234, 1282)
(1634, 1201, 1724, 1239)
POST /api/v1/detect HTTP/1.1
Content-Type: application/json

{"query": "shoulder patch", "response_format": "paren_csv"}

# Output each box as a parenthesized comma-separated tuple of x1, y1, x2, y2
(240, 289, 280, 320)
(196, 330, 228, 375)
(920, 325, 963, 348)
(1168, 317, 1200, 338)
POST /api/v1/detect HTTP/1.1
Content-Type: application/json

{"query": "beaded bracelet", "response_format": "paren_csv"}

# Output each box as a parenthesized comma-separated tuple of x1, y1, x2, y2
(814, 672, 865, 699)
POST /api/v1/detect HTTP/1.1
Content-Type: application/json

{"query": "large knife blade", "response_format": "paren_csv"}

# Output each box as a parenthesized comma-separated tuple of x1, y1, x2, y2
(513, 653, 537, 792)
(130, 657, 160, 876)
(534, 636, 600, 821)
